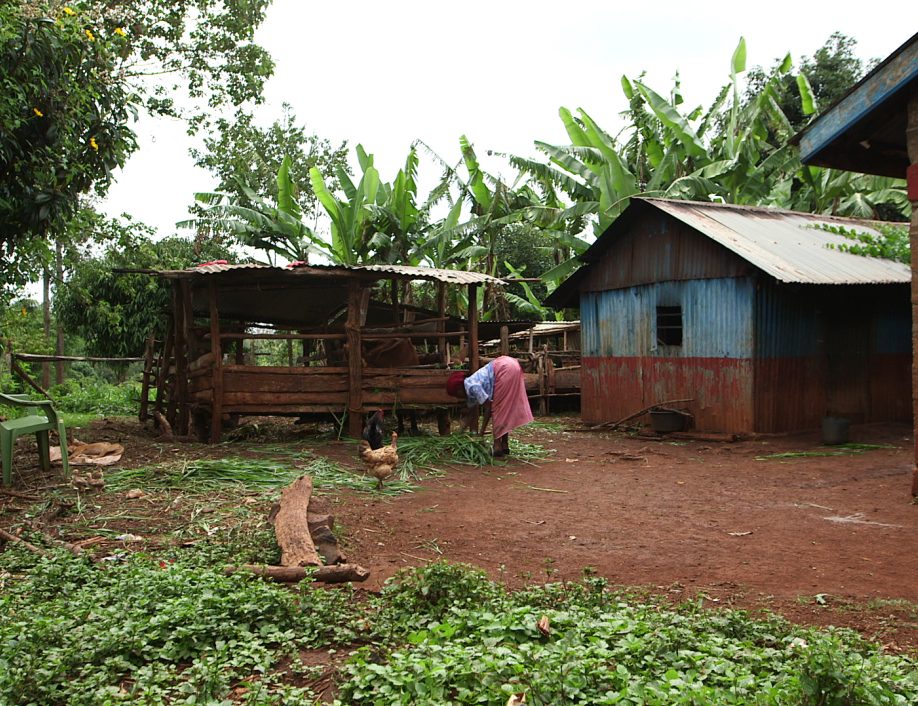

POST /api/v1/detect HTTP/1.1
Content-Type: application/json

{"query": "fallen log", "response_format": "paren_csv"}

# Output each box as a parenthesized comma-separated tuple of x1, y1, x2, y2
(25, 523, 84, 557)
(0, 528, 49, 557)
(274, 475, 321, 567)
(0, 489, 41, 501)
(224, 563, 370, 583)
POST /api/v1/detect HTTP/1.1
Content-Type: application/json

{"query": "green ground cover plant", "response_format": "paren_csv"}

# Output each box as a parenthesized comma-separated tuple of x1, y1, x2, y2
(1, 553, 915, 705)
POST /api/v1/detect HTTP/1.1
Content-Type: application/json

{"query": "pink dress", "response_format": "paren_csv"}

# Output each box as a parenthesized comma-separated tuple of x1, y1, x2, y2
(490, 356, 534, 438)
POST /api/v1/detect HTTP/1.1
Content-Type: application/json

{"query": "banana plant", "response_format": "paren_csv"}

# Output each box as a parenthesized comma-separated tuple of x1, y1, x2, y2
(308, 145, 381, 265)
(180, 156, 330, 265)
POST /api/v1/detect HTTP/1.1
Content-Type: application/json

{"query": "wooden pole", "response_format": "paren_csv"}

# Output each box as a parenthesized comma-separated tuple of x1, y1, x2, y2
(171, 282, 187, 432)
(437, 282, 447, 365)
(468, 284, 479, 372)
(10, 357, 52, 400)
(139, 335, 154, 422)
(500, 325, 510, 356)
(907, 92, 918, 495)
(54, 241, 65, 385)
(346, 282, 364, 438)
(156, 325, 174, 418)
(208, 282, 224, 444)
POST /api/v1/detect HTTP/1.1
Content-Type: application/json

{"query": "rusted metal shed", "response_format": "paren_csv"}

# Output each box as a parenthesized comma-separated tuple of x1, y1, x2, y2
(146, 262, 505, 442)
(795, 32, 918, 490)
(547, 198, 911, 433)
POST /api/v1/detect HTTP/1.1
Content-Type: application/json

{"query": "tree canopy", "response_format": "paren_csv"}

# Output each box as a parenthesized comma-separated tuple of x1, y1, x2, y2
(0, 0, 274, 298)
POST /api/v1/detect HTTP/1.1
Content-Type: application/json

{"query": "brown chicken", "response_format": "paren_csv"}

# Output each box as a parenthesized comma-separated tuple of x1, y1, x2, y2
(358, 431, 399, 489)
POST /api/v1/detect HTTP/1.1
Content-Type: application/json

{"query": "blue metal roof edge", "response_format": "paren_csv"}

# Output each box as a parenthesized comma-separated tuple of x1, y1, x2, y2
(797, 33, 918, 163)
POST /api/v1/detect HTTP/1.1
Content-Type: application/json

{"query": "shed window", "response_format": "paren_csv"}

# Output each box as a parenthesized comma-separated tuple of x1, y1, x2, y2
(656, 306, 683, 346)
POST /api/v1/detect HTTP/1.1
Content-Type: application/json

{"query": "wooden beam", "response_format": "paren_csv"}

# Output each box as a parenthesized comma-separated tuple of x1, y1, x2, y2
(436, 282, 447, 365)
(500, 325, 509, 356)
(208, 282, 224, 444)
(907, 91, 918, 495)
(346, 282, 364, 438)
(139, 335, 154, 422)
(167, 285, 182, 427)
(176, 281, 193, 435)
(468, 284, 479, 372)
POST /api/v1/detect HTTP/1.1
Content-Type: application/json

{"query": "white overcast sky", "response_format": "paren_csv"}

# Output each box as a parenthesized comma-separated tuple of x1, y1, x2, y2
(100, 0, 916, 237)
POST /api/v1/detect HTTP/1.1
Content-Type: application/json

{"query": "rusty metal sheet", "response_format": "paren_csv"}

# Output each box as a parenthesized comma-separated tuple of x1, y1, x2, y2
(582, 356, 755, 433)
(160, 262, 503, 285)
(645, 199, 910, 285)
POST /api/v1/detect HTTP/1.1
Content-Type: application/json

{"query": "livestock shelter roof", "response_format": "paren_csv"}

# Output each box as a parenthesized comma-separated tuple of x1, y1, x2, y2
(153, 261, 512, 330)
(794, 32, 917, 178)
(547, 198, 910, 307)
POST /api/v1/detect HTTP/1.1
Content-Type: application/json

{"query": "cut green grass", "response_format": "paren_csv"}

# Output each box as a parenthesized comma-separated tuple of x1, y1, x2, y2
(395, 433, 551, 479)
(104, 453, 416, 496)
(755, 443, 895, 461)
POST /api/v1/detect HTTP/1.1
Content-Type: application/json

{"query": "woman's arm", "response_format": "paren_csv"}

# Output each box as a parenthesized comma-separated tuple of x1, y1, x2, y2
(461, 404, 479, 433)
(479, 401, 492, 436)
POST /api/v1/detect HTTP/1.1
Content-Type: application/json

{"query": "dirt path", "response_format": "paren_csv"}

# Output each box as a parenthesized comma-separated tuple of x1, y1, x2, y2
(326, 420, 918, 649)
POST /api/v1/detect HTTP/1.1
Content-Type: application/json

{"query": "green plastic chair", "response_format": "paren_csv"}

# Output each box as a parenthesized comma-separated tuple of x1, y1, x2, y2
(0, 393, 69, 487)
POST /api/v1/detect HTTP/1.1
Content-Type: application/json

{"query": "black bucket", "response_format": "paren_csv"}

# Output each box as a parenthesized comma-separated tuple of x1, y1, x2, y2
(821, 416, 849, 445)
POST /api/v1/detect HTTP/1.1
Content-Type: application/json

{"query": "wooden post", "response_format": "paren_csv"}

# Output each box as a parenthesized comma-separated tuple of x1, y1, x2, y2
(170, 283, 186, 431)
(538, 344, 548, 416)
(907, 92, 918, 495)
(390, 278, 400, 324)
(235, 330, 245, 365)
(139, 335, 154, 422)
(155, 326, 173, 417)
(346, 282, 364, 438)
(177, 280, 196, 435)
(437, 282, 447, 365)
(468, 284, 479, 372)
(208, 282, 223, 444)
(500, 325, 509, 356)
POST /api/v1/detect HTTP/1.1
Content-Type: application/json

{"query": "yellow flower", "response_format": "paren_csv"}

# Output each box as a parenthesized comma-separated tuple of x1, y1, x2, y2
(89, 137, 99, 151)
(62, 6, 75, 15)
(33, 107, 43, 117)
(85, 29, 94, 41)
(114, 27, 126, 37)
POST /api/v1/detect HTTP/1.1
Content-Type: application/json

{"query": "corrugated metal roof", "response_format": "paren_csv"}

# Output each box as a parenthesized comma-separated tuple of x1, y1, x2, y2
(643, 199, 910, 285)
(299, 263, 504, 285)
(160, 262, 503, 285)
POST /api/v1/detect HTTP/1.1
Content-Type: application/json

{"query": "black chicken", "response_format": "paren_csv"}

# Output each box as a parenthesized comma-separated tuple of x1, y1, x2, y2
(362, 409, 385, 450)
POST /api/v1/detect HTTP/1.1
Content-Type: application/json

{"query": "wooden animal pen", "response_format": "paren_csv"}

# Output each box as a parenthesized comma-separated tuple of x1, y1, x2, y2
(143, 263, 505, 442)
(481, 321, 582, 414)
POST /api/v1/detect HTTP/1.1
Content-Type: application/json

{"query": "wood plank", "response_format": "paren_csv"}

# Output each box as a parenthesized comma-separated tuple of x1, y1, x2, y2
(363, 389, 456, 405)
(223, 392, 348, 405)
(208, 282, 223, 444)
(223, 372, 349, 393)
(223, 365, 349, 375)
(346, 283, 364, 438)
(468, 284, 479, 372)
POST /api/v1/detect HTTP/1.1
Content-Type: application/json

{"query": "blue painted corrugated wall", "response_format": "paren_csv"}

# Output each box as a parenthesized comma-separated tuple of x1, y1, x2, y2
(581, 277, 755, 359)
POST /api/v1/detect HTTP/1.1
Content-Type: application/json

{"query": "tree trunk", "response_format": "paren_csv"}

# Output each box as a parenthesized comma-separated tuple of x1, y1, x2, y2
(274, 475, 321, 567)
(55, 241, 64, 385)
(42, 267, 51, 389)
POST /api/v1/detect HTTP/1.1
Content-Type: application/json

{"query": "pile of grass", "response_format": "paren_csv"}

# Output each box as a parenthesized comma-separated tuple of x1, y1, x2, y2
(756, 443, 895, 461)
(105, 453, 416, 496)
(396, 433, 551, 479)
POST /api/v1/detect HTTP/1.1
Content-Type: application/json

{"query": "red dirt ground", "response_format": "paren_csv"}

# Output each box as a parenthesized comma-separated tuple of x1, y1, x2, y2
(3, 415, 918, 652)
